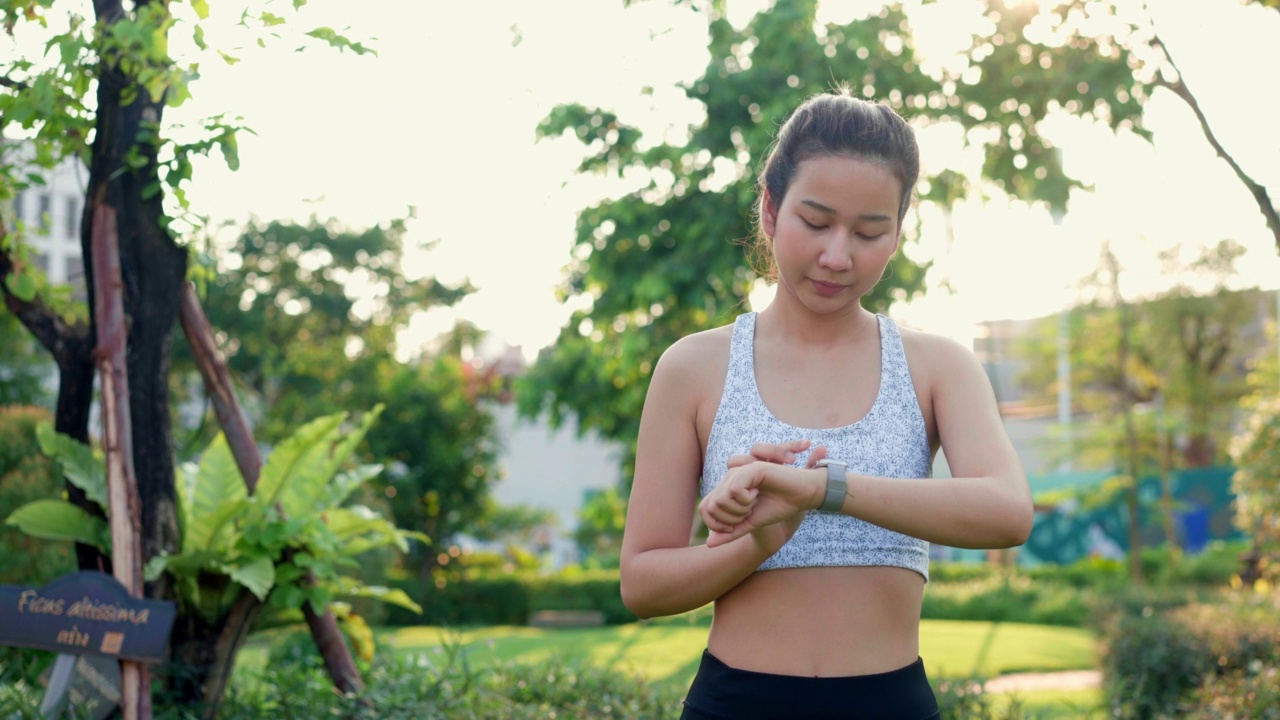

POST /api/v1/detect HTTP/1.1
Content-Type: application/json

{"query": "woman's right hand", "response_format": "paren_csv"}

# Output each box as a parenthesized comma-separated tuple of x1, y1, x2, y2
(719, 440, 827, 552)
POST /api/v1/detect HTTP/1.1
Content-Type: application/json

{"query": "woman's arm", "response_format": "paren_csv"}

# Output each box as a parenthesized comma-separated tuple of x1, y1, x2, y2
(702, 334, 1034, 550)
(620, 334, 799, 619)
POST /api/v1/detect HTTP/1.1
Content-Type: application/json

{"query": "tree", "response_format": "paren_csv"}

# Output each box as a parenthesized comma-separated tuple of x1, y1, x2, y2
(181, 219, 501, 574)
(519, 0, 1148, 482)
(178, 216, 470, 442)
(358, 353, 501, 576)
(1017, 240, 1267, 471)
(0, 0, 377, 711)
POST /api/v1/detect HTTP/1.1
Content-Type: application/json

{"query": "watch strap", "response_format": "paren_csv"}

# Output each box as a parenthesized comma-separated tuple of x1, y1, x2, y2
(818, 460, 847, 513)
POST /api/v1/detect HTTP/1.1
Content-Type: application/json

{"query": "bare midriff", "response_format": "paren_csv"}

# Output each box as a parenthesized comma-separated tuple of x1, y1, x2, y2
(706, 565, 924, 677)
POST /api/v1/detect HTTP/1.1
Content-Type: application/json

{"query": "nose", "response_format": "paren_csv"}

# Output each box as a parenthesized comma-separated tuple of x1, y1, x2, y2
(817, 230, 854, 272)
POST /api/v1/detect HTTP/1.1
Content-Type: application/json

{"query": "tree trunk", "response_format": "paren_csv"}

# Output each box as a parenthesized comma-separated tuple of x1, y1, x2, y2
(84, 0, 186, 588)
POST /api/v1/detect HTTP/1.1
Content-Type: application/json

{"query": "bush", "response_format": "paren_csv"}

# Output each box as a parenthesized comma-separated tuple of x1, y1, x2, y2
(380, 568, 635, 627)
(1097, 590, 1280, 719)
(922, 573, 1092, 627)
(0, 405, 77, 587)
(1186, 664, 1280, 719)
(223, 644, 680, 719)
(932, 676, 1026, 720)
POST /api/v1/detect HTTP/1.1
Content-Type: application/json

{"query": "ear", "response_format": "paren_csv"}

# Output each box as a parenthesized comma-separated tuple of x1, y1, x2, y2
(760, 189, 778, 238)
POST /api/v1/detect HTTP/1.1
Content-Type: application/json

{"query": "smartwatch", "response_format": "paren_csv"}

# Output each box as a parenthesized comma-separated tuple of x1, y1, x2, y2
(815, 459, 848, 513)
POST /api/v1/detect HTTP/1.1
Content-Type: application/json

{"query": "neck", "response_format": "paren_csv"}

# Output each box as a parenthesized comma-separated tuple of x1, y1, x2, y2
(756, 296, 876, 349)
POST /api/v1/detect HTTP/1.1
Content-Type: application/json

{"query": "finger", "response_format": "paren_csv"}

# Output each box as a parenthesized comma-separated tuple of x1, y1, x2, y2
(729, 484, 758, 506)
(748, 439, 812, 465)
(726, 454, 756, 469)
(706, 522, 752, 548)
(700, 495, 751, 528)
(806, 444, 829, 468)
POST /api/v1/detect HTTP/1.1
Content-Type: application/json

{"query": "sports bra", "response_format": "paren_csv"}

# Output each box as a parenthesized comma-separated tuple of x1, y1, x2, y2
(700, 312, 932, 580)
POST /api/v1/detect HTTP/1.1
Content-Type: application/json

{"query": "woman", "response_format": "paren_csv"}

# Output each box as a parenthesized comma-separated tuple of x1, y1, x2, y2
(619, 90, 1034, 719)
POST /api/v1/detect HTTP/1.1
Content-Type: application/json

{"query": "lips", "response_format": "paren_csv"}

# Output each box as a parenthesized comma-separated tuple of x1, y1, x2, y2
(809, 279, 846, 297)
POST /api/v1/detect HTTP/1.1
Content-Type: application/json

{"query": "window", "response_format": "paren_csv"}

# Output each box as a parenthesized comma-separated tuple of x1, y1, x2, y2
(65, 256, 85, 284)
(37, 193, 51, 234)
(65, 196, 79, 238)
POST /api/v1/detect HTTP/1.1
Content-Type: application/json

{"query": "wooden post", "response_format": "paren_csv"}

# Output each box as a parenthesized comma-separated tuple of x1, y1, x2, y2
(90, 204, 150, 719)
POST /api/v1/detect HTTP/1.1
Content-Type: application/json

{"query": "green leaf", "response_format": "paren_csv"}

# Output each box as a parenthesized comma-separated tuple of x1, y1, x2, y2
(143, 554, 171, 582)
(328, 465, 383, 506)
(36, 423, 107, 511)
(260, 11, 286, 27)
(6, 500, 109, 551)
(227, 556, 275, 601)
(191, 0, 209, 19)
(256, 412, 345, 513)
(184, 434, 247, 551)
(338, 585, 421, 614)
(323, 505, 421, 554)
(4, 270, 37, 302)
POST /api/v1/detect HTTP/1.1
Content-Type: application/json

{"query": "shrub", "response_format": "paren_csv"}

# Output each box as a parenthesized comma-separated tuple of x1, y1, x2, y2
(1186, 664, 1280, 719)
(0, 405, 76, 587)
(1097, 590, 1280, 719)
(932, 676, 1025, 720)
(922, 573, 1092, 627)
(380, 568, 635, 627)
(217, 644, 682, 718)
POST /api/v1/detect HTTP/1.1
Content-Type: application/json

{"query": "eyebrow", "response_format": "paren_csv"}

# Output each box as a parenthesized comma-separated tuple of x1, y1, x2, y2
(800, 199, 892, 223)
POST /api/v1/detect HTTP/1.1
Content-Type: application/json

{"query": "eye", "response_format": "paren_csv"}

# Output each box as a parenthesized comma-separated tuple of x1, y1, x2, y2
(801, 217, 826, 230)
(855, 232, 886, 241)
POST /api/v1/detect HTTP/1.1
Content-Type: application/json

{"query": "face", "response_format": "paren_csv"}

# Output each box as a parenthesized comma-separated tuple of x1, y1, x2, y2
(761, 154, 903, 314)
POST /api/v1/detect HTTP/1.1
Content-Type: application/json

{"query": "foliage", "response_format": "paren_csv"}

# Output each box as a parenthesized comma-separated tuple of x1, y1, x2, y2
(520, 0, 1149, 486)
(1230, 394, 1280, 575)
(379, 566, 635, 628)
(361, 354, 502, 569)
(1096, 590, 1280, 719)
(4, 410, 425, 625)
(574, 486, 626, 566)
(922, 572, 1093, 627)
(467, 499, 559, 547)
(1, 1, 386, 708)
(1017, 244, 1270, 473)
(933, 676, 1026, 720)
(0, 405, 76, 585)
(0, 312, 54, 407)
(178, 217, 470, 444)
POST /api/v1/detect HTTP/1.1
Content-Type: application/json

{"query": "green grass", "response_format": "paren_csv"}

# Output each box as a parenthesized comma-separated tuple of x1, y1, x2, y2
(238, 619, 1097, 692)
(994, 689, 1106, 718)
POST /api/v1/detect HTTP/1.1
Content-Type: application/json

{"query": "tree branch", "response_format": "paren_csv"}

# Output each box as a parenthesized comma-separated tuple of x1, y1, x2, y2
(0, 75, 29, 91)
(1152, 34, 1280, 254)
(93, 0, 124, 23)
(0, 215, 90, 363)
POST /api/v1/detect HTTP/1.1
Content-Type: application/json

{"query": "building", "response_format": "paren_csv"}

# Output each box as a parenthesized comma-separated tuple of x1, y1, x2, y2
(4, 147, 87, 287)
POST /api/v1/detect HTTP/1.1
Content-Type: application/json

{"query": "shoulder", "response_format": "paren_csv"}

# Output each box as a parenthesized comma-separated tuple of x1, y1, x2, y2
(895, 322, 974, 364)
(894, 322, 985, 388)
(653, 320, 736, 385)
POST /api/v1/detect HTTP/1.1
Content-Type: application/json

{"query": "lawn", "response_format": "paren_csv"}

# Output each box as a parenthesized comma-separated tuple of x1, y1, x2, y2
(238, 618, 1097, 692)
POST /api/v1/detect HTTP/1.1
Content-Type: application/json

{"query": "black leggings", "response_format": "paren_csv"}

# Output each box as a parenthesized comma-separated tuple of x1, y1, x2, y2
(680, 650, 940, 720)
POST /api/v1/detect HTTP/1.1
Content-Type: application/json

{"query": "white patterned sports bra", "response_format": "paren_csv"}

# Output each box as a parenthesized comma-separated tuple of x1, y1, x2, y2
(700, 312, 932, 580)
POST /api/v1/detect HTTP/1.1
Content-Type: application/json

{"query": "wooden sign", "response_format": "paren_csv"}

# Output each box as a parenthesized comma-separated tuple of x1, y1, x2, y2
(39, 654, 121, 720)
(0, 571, 175, 663)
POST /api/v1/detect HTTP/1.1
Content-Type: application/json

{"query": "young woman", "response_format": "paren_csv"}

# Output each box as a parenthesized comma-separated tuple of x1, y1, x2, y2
(620, 91, 1034, 719)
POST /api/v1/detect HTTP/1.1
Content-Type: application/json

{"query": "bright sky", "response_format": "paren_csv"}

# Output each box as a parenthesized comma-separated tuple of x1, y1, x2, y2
(20, 0, 1280, 359)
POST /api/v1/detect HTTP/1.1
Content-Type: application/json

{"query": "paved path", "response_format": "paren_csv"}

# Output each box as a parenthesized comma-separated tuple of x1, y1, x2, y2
(983, 670, 1102, 694)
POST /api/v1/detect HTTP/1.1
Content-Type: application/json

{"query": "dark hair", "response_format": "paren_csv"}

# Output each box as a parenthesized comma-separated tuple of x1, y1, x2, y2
(750, 89, 919, 280)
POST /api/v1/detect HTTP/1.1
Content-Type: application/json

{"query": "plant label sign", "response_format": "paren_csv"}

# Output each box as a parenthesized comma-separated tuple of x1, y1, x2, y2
(0, 571, 175, 662)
